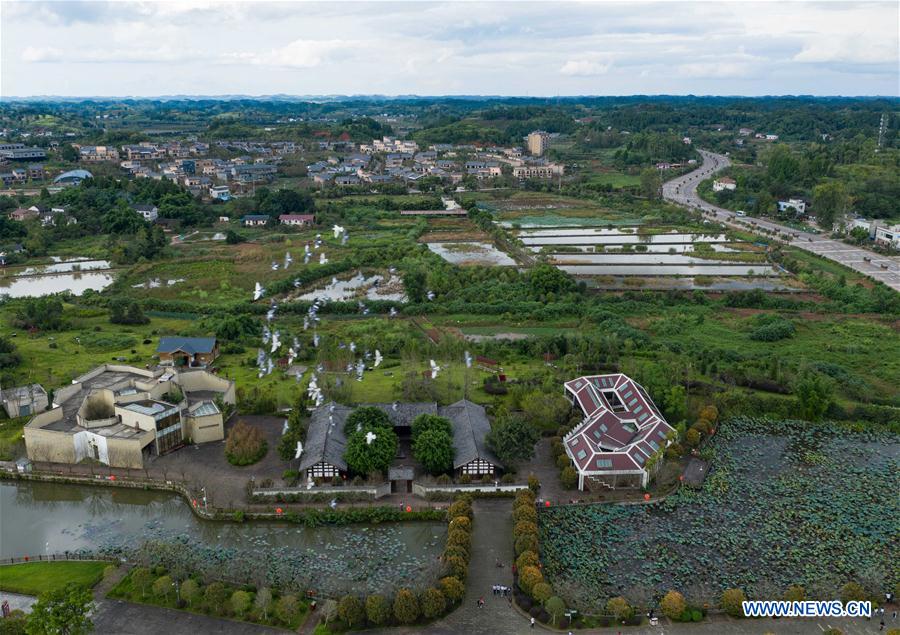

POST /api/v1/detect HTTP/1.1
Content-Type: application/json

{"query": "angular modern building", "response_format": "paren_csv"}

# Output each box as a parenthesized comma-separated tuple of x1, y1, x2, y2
(24, 364, 235, 469)
(563, 373, 674, 490)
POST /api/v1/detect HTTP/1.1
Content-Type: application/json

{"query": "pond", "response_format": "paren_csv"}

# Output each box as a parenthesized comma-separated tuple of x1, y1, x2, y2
(518, 233, 728, 246)
(557, 264, 776, 276)
(427, 242, 516, 266)
(0, 481, 446, 597)
(0, 257, 116, 298)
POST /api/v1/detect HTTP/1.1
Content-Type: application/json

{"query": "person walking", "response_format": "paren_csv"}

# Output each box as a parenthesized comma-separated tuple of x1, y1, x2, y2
(530, 616, 536, 628)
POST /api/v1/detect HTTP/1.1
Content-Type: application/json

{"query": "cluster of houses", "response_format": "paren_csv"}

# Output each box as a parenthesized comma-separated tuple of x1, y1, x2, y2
(8, 203, 77, 226)
(308, 134, 564, 188)
(845, 217, 900, 249)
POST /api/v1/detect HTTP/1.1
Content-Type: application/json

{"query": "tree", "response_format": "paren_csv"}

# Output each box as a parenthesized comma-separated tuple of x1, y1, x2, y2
(545, 596, 567, 625)
(0, 336, 22, 369)
(130, 567, 153, 599)
(275, 594, 301, 626)
(180, 579, 200, 607)
(230, 590, 252, 618)
(411, 413, 452, 443)
(152, 575, 173, 602)
(26, 583, 94, 635)
(660, 590, 686, 619)
(766, 145, 798, 184)
(486, 414, 539, 467)
(344, 426, 398, 475)
(60, 144, 79, 162)
(393, 588, 420, 625)
(720, 588, 746, 618)
(521, 391, 571, 432)
(365, 594, 391, 626)
(438, 577, 465, 603)
(783, 585, 805, 602)
(337, 595, 365, 628)
(560, 465, 578, 490)
(812, 181, 848, 229)
(403, 269, 427, 303)
(14, 297, 65, 331)
(109, 298, 148, 325)
(254, 587, 272, 621)
(344, 406, 392, 436)
(420, 587, 447, 619)
(606, 596, 633, 621)
(529, 263, 576, 297)
(321, 599, 338, 625)
(102, 202, 144, 234)
(204, 582, 229, 613)
(794, 371, 833, 421)
(225, 230, 245, 245)
(413, 427, 455, 475)
(640, 167, 662, 199)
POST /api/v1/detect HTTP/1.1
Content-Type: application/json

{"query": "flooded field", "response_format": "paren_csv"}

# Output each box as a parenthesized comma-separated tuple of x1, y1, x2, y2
(296, 272, 406, 302)
(427, 242, 516, 266)
(558, 264, 776, 276)
(0, 256, 117, 298)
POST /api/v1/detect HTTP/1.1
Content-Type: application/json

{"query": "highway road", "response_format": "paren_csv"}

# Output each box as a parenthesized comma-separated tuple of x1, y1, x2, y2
(662, 149, 900, 292)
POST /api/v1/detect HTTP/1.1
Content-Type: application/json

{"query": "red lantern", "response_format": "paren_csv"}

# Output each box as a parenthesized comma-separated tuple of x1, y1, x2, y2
(192, 499, 198, 507)
(24, 556, 29, 562)
(643, 493, 651, 501)
(405, 505, 412, 513)
(679, 475, 685, 482)
(544, 500, 551, 507)
(276, 507, 283, 515)
(109, 475, 116, 481)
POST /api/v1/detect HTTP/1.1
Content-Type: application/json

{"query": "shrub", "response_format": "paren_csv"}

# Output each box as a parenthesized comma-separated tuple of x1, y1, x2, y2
(225, 421, 268, 466)
(685, 428, 701, 448)
(545, 596, 567, 626)
(660, 590, 686, 619)
(515, 533, 539, 556)
(560, 465, 578, 489)
(721, 588, 746, 617)
(527, 474, 540, 492)
(516, 550, 540, 571)
(420, 587, 447, 619)
(411, 413, 453, 442)
(180, 579, 200, 607)
(839, 581, 867, 604)
(439, 577, 465, 603)
(344, 406, 392, 436)
(448, 499, 473, 520)
(365, 594, 391, 626)
(442, 544, 469, 562)
(230, 590, 252, 618)
(393, 588, 420, 625)
(606, 596, 633, 621)
(699, 405, 719, 422)
(513, 504, 537, 524)
(784, 585, 805, 602)
(513, 520, 538, 539)
(448, 516, 471, 533)
(337, 595, 365, 628)
(518, 566, 543, 595)
(344, 426, 398, 475)
(531, 582, 552, 604)
(413, 427, 455, 475)
(204, 582, 229, 613)
(447, 528, 471, 550)
(556, 453, 571, 469)
(444, 555, 468, 579)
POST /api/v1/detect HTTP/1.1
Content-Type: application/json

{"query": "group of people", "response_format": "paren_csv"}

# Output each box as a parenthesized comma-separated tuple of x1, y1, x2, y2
(492, 585, 512, 597)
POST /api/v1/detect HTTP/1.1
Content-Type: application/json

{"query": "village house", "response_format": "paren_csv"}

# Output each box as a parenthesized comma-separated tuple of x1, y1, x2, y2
(512, 163, 564, 179)
(713, 177, 737, 192)
(156, 336, 219, 368)
(9, 207, 39, 222)
(563, 373, 674, 490)
(777, 198, 806, 215)
(1, 384, 49, 418)
(77, 145, 120, 162)
(279, 214, 315, 227)
(875, 224, 900, 249)
(241, 214, 269, 227)
(132, 204, 159, 222)
(23, 364, 235, 469)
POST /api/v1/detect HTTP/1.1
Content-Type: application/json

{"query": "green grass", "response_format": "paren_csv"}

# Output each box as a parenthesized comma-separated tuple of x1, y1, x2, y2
(0, 415, 27, 460)
(0, 561, 107, 595)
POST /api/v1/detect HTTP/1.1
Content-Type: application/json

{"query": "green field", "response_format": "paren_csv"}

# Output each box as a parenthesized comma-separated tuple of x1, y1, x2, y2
(0, 561, 107, 595)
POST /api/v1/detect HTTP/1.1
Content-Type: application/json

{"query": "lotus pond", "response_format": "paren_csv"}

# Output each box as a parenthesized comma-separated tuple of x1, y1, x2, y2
(538, 417, 900, 610)
(1, 481, 446, 597)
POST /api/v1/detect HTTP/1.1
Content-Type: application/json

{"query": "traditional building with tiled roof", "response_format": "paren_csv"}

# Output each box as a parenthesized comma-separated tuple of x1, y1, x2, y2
(563, 373, 674, 490)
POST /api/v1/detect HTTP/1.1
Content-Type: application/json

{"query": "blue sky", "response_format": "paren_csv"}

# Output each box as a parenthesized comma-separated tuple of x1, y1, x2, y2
(2, 1, 898, 97)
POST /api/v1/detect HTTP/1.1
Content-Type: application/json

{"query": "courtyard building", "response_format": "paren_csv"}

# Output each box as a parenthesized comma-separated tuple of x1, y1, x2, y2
(23, 364, 235, 469)
(156, 336, 220, 368)
(563, 373, 674, 490)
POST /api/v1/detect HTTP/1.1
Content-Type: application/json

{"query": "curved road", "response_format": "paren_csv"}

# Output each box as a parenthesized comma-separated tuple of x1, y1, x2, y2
(662, 149, 900, 292)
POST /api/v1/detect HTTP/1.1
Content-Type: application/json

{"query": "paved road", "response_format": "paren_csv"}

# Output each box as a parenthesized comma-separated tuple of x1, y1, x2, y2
(662, 149, 900, 292)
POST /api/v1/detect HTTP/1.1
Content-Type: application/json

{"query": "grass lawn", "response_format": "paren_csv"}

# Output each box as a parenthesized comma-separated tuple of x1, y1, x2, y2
(0, 415, 27, 460)
(0, 561, 107, 595)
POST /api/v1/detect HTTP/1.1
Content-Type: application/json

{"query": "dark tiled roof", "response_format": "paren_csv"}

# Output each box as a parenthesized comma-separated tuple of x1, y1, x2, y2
(156, 336, 217, 355)
(441, 399, 501, 469)
(298, 402, 352, 472)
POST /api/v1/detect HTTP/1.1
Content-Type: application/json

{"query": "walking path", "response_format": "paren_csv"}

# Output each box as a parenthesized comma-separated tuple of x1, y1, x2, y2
(662, 149, 900, 291)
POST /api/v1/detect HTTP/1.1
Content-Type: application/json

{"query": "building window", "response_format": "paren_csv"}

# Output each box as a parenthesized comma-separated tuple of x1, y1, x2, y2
(311, 462, 338, 478)
(461, 459, 494, 475)
(576, 449, 587, 460)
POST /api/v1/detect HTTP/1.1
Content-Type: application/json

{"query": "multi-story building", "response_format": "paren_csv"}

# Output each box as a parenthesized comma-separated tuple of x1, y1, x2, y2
(526, 130, 550, 156)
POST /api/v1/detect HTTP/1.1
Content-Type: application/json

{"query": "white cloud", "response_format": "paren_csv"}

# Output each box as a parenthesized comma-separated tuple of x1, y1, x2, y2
(677, 61, 755, 79)
(560, 58, 612, 77)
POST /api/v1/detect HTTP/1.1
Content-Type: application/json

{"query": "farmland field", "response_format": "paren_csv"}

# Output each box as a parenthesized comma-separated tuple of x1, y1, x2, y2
(538, 417, 900, 610)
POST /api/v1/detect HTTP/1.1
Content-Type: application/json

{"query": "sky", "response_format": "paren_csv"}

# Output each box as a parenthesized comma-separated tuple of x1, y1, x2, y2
(1, 0, 898, 98)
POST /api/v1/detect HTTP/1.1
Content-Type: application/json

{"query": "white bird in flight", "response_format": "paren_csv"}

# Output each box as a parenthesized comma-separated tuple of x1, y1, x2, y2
(253, 282, 265, 301)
